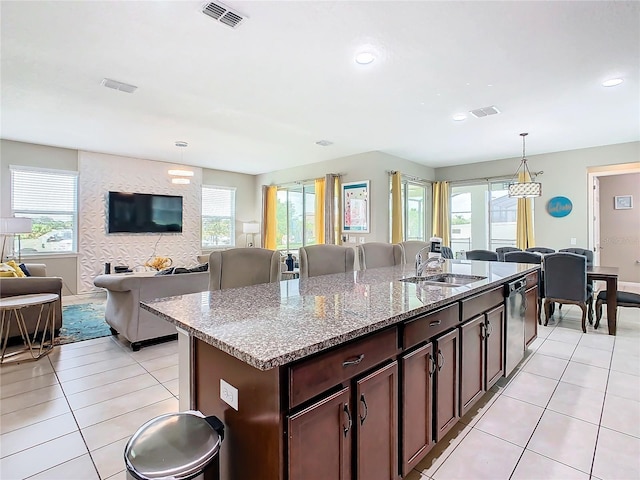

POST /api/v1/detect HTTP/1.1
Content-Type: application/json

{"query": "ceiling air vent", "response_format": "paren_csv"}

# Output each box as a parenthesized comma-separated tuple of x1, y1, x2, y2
(469, 105, 501, 118)
(201, 2, 245, 29)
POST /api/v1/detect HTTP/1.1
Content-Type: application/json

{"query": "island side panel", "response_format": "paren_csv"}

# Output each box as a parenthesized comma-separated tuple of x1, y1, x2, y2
(195, 339, 284, 480)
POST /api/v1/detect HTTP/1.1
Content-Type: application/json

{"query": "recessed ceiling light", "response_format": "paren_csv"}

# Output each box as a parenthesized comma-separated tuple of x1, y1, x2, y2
(602, 78, 623, 87)
(355, 52, 376, 65)
(452, 114, 467, 122)
(315, 140, 333, 146)
(168, 169, 194, 176)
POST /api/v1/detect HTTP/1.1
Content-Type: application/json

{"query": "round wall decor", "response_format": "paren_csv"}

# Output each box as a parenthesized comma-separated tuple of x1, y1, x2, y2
(547, 196, 573, 217)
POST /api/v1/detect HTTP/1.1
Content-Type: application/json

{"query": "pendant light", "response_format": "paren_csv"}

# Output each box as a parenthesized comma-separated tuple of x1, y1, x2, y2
(507, 133, 542, 198)
(169, 141, 193, 184)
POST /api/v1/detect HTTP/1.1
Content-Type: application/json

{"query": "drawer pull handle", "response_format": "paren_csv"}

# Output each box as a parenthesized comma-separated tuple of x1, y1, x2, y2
(428, 353, 436, 377)
(437, 350, 445, 371)
(480, 322, 486, 339)
(342, 354, 364, 367)
(486, 320, 493, 337)
(429, 320, 442, 326)
(343, 403, 352, 437)
(359, 394, 368, 425)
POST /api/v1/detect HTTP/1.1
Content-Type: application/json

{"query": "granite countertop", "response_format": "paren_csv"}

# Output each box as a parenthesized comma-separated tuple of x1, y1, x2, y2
(141, 260, 538, 371)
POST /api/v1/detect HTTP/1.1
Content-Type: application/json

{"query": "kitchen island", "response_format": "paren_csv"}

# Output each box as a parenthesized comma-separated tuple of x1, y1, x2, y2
(142, 260, 539, 480)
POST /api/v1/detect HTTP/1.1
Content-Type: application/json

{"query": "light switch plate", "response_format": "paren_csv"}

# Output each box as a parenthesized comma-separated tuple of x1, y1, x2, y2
(359, 237, 365, 243)
(349, 236, 356, 243)
(220, 379, 238, 410)
(570, 237, 577, 245)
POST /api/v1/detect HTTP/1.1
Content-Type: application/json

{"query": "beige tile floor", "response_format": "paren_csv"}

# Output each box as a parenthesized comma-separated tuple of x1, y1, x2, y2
(0, 292, 638, 479)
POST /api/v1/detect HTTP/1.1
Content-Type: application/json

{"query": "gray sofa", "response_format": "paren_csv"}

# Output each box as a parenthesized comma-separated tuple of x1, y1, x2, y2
(93, 271, 209, 350)
(0, 263, 63, 339)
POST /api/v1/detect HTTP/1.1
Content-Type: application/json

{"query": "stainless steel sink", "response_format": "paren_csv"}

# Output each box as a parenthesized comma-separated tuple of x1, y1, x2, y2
(399, 273, 487, 287)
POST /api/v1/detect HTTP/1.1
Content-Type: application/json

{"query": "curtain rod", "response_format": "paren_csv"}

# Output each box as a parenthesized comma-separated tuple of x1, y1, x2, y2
(274, 173, 343, 188)
(448, 170, 544, 185)
(387, 170, 433, 184)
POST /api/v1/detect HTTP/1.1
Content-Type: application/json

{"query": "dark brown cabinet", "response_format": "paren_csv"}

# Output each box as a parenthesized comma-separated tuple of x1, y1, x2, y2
(434, 328, 460, 441)
(400, 343, 434, 477)
(355, 361, 398, 480)
(288, 387, 352, 480)
(460, 305, 505, 417)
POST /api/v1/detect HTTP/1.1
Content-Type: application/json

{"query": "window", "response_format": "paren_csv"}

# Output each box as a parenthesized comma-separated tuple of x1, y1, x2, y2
(276, 183, 316, 252)
(450, 181, 519, 258)
(202, 185, 236, 248)
(10, 166, 78, 255)
(389, 177, 431, 241)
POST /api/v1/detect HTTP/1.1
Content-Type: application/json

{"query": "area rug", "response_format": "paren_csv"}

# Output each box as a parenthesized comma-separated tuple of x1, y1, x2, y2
(57, 301, 111, 346)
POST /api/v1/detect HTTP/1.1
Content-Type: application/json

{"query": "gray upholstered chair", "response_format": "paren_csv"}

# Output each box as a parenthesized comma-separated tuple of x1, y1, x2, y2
(526, 247, 555, 255)
(298, 244, 355, 278)
(399, 241, 430, 265)
(440, 246, 454, 259)
(496, 246, 522, 261)
(504, 251, 543, 321)
(595, 290, 640, 329)
(543, 252, 593, 332)
(208, 248, 281, 290)
(465, 249, 499, 261)
(558, 248, 593, 267)
(356, 242, 403, 270)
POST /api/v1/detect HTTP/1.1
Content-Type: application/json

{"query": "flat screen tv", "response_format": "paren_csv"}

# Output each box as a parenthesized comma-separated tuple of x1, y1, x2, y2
(108, 191, 183, 233)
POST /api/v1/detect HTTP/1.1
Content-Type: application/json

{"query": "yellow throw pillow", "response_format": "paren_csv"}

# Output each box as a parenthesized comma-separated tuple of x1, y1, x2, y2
(6, 260, 26, 278)
(0, 271, 17, 277)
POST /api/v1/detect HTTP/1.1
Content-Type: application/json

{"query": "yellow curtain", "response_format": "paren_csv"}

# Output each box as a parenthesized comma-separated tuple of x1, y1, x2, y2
(262, 185, 278, 250)
(315, 178, 326, 244)
(516, 172, 535, 249)
(390, 172, 403, 243)
(432, 181, 451, 246)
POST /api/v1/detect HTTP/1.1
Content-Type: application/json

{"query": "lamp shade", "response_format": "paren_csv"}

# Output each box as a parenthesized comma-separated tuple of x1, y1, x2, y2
(243, 222, 260, 234)
(508, 182, 542, 198)
(0, 217, 33, 234)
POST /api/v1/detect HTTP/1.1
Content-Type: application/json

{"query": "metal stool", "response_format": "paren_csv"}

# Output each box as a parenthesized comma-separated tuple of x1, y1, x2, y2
(125, 411, 224, 480)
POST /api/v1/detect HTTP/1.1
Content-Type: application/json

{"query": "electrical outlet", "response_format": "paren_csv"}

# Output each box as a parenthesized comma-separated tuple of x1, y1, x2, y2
(220, 379, 238, 410)
(359, 237, 365, 243)
(570, 237, 577, 245)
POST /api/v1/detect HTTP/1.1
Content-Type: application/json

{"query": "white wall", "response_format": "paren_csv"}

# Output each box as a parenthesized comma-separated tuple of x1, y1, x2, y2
(257, 151, 436, 244)
(436, 142, 640, 250)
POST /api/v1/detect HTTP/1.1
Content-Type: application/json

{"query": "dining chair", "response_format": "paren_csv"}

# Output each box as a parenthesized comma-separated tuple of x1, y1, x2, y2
(356, 242, 403, 270)
(543, 252, 593, 333)
(504, 251, 543, 321)
(465, 249, 499, 261)
(525, 247, 555, 254)
(208, 248, 281, 290)
(440, 246, 454, 259)
(496, 246, 521, 261)
(557, 247, 595, 313)
(595, 290, 640, 329)
(399, 241, 430, 265)
(298, 244, 355, 278)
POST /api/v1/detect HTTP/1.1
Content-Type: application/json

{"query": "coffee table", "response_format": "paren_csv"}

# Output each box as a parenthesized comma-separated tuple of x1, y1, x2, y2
(0, 293, 59, 363)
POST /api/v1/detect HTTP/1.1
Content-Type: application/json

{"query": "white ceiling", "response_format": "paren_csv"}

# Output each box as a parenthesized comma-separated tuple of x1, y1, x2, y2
(1, 1, 638, 175)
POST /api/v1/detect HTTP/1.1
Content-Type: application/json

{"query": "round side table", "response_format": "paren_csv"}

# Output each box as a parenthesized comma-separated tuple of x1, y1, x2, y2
(0, 293, 59, 364)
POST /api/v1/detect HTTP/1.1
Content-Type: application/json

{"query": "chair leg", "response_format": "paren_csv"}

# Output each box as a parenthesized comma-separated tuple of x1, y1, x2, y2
(579, 304, 587, 333)
(595, 299, 604, 329)
(587, 298, 594, 325)
(544, 299, 551, 326)
(537, 298, 542, 325)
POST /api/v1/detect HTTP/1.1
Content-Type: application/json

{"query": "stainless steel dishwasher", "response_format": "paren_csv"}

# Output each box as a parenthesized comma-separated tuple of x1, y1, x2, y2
(504, 278, 527, 376)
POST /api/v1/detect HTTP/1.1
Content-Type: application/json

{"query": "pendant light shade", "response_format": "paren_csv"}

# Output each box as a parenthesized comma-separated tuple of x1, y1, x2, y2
(508, 133, 542, 198)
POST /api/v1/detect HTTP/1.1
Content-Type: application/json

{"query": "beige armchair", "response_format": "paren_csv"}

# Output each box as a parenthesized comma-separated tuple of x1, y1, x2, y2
(0, 263, 63, 339)
(356, 242, 403, 270)
(399, 241, 429, 265)
(208, 248, 281, 290)
(298, 244, 355, 278)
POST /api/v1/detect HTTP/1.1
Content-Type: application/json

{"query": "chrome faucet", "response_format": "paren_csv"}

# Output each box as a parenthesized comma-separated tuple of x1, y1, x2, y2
(416, 246, 445, 276)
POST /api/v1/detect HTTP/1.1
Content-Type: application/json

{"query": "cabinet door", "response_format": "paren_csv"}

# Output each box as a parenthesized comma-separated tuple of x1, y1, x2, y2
(485, 305, 505, 390)
(524, 286, 538, 347)
(401, 343, 434, 477)
(288, 386, 352, 480)
(460, 315, 485, 417)
(434, 329, 460, 441)
(356, 361, 398, 480)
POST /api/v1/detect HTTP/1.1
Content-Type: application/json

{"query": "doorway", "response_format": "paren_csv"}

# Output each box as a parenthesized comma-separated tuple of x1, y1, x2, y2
(588, 165, 640, 284)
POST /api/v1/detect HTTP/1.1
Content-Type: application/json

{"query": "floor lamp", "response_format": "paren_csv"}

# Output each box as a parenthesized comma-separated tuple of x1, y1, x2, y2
(243, 222, 260, 247)
(0, 217, 33, 263)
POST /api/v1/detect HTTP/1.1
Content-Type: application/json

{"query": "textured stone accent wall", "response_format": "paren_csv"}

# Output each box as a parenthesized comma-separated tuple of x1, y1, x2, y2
(78, 151, 202, 293)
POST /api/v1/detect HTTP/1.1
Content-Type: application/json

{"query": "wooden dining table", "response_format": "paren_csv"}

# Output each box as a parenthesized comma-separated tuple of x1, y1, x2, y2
(587, 265, 619, 335)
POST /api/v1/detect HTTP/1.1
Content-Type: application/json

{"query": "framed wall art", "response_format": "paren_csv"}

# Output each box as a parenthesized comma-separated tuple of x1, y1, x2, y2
(614, 195, 633, 210)
(342, 180, 370, 233)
